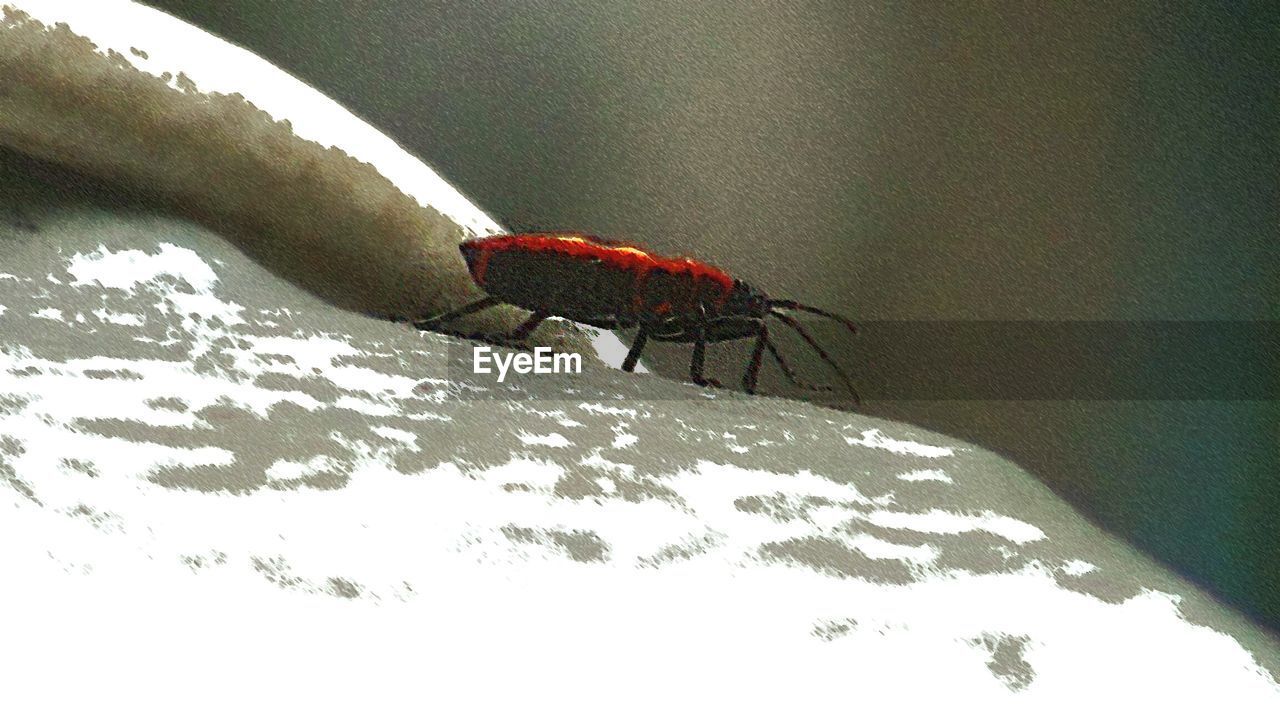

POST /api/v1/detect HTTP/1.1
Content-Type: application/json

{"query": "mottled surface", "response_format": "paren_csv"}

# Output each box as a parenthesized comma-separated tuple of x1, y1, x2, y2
(1, 152, 1278, 717)
(142, 0, 1280, 640)
(0, 3, 1277, 716)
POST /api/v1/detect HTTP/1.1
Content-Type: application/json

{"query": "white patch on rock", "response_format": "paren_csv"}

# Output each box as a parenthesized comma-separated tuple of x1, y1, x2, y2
(519, 432, 573, 448)
(867, 509, 1047, 545)
(898, 468, 954, 484)
(846, 428, 956, 458)
(1061, 559, 1098, 576)
(68, 243, 219, 293)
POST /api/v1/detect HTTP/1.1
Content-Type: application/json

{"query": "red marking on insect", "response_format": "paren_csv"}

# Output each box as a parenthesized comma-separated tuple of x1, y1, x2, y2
(469, 234, 735, 293)
(411, 233, 860, 403)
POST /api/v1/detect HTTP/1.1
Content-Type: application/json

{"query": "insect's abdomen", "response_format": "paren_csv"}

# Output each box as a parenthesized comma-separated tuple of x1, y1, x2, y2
(461, 234, 734, 325)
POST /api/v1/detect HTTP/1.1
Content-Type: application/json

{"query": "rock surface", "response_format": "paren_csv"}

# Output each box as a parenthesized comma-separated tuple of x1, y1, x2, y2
(2, 155, 1278, 717)
(0, 1, 1277, 717)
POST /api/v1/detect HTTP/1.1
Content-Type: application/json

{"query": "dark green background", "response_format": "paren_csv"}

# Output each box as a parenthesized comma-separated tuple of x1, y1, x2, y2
(140, 1, 1277, 630)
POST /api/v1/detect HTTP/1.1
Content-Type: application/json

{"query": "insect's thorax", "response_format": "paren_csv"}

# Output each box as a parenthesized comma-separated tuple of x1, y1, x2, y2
(720, 279, 769, 319)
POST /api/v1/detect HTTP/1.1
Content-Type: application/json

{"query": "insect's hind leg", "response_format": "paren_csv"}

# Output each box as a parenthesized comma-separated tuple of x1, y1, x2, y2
(402, 297, 537, 350)
(410, 296, 500, 331)
(510, 311, 549, 341)
(689, 304, 723, 388)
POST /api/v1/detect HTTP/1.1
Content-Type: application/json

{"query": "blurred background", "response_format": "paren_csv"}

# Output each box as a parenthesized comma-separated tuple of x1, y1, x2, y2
(140, 1, 1277, 631)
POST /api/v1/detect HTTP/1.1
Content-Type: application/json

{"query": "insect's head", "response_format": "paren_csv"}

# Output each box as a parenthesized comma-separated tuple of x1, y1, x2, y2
(724, 279, 771, 318)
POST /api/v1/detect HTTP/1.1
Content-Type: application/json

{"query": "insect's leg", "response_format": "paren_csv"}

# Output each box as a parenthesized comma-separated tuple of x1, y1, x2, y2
(743, 319, 768, 394)
(622, 327, 649, 373)
(510, 311, 549, 341)
(763, 336, 836, 394)
(769, 311, 862, 405)
(410, 296, 500, 331)
(689, 305, 722, 388)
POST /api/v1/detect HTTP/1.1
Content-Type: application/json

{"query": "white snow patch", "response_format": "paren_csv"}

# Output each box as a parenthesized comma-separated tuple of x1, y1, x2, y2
(846, 428, 956, 458)
(0, 349, 334, 426)
(846, 532, 940, 565)
(518, 432, 572, 448)
(265, 456, 343, 483)
(162, 289, 245, 327)
(676, 461, 883, 521)
(580, 452, 635, 479)
(577, 402, 638, 418)
(867, 509, 1047, 545)
(92, 308, 145, 326)
(370, 426, 418, 448)
(898, 468, 954, 484)
(472, 457, 565, 489)
(67, 243, 219, 293)
(1061, 559, 1098, 577)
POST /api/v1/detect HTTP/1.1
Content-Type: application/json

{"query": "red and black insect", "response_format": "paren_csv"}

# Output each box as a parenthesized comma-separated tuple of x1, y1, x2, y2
(414, 233, 860, 402)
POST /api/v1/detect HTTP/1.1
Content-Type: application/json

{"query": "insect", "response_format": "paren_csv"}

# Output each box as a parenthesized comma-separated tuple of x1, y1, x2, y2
(413, 233, 860, 403)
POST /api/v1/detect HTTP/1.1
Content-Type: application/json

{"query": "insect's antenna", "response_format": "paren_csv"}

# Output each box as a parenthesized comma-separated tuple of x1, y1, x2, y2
(763, 336, 835, 394)
(767, 300, 858, 336)
(768, 310, 862, 405)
